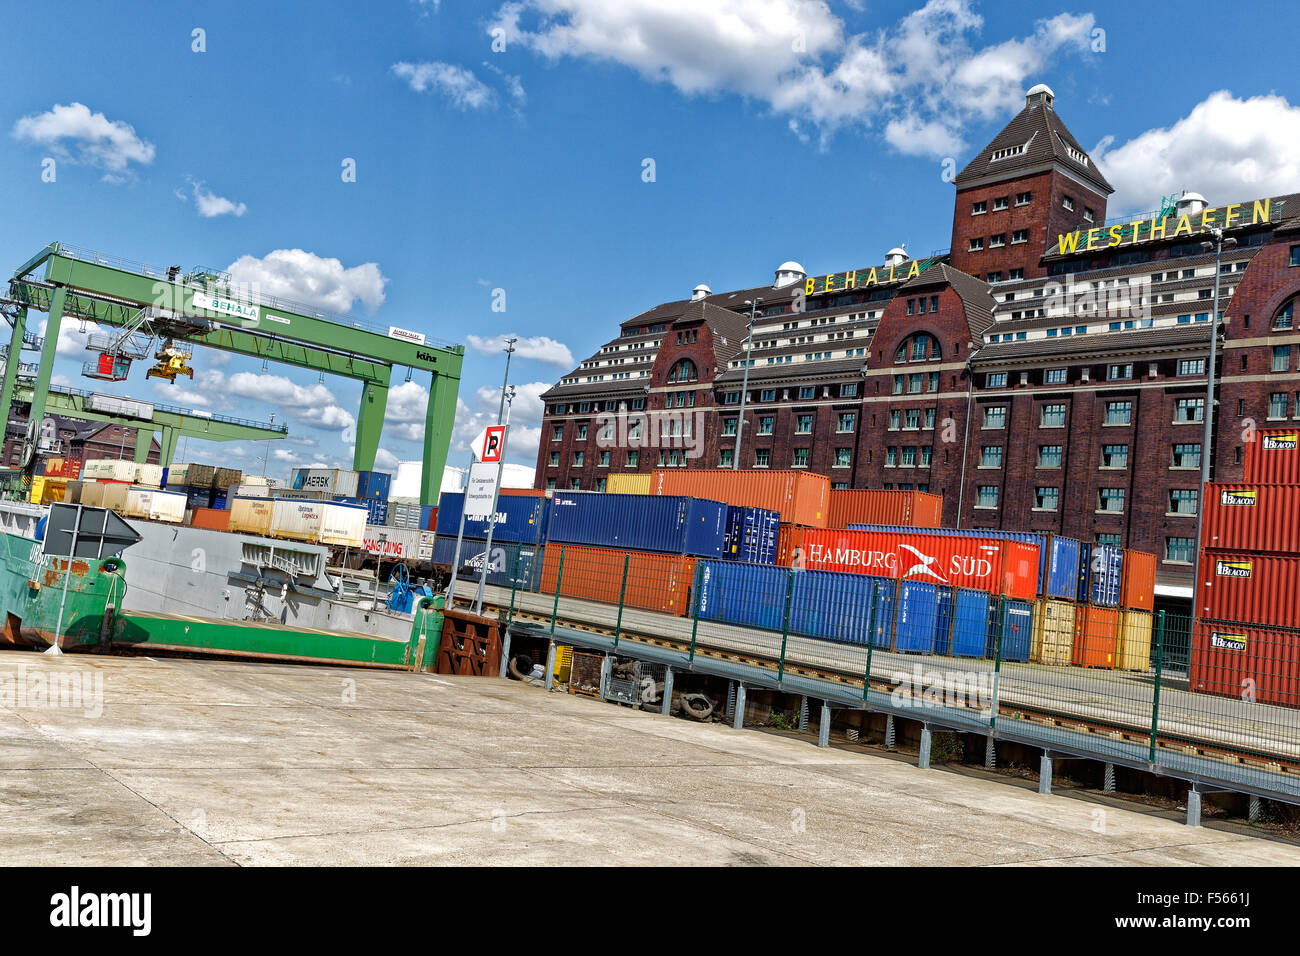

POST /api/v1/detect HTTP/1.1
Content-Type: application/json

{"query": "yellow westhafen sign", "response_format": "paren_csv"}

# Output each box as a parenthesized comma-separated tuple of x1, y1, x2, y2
(1056, 199, 1273, 255)
(804, 257, 939, 295)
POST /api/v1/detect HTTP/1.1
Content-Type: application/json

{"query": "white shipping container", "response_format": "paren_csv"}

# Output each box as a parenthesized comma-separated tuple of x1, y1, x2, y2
(270, 499, 325, 543)
(123, 487, 184, 523)
(135, 463, 165, 488)
(241, 474, 270, 485)
(319, 502, 367, 547)
(362, 525, 421, 560)
(101, 481, 130, 512)
(83, 459, 138, 482)
(229, 496, 275, 536)
(290, 468, 359, 498)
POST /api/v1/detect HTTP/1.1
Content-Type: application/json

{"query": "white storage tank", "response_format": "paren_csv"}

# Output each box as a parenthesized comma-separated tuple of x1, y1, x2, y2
(229, 496, 275, 536)
(270, 499, 325, 543)
(319, 502, 367, 547)
(290, 468, 359, 498)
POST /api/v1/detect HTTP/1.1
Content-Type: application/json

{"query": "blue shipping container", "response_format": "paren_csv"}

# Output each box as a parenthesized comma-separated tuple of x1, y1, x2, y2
(1090, 545, 1123, 607)
(366, 499, 389, 526)
(433, 535, 544, 591)
(934, 587, 953, 656)
(435, 493, 549, 545)
(1076, 543, 1092, 603)
(213, 493, 228, 510)
(949, 588, 991, 658)
(355, 471, 392, 501)
(546, 491, 727, 557)
(895, 581, 941, 653)
(698, 561, 787, 631)
(722, 506, 780, 564)
(988, 599, 1033, 661)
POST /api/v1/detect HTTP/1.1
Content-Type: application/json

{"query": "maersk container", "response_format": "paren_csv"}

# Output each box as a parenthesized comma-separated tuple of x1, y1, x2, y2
(355, 470, 392, 501)
(319, 502, 368, 547)
(948, 588, 991, 658)
(546, 491, 727, 557)
(1090, 545, 1123, 607)
(433, 535, 544, 591)
(290, 467, 360, 498)
(895, 581, 941, 653)
(722, 506, 780, 564)
(269, 499, 325, 543)
(989, 600, 1032, 662)
(435, 492, 549, 545)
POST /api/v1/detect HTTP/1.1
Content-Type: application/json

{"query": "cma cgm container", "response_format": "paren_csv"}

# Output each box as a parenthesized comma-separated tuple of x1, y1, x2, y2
(433, 535, 543, 591)
(1089, 545, 1123, 607)
(1243, 427, 1300, 484)
(651, 469, 829, 528)
(546, 491, 727, 557)
(540, 545, 696, 617)
(1201, 484, 1300, 554)
(827, 489, 943, 529)
(290, 468, 360, 498)
(606, 473, 652, 495)
(1190, 621, 1300, 708)
(1196, 553, 1300, 630)
(796, 528, 1039, 601)
(721, 506, 780, 564)
(435, 492, 549, 546)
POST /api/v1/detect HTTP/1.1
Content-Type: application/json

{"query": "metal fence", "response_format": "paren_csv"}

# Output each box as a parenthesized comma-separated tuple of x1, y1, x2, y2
(476, 543, 1300, 808)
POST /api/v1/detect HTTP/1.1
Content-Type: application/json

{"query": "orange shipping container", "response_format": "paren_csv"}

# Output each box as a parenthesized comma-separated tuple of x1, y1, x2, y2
(1195, 552, 1300, 631)
(540, 545, 696, 618)
(1120, 549, 1156, 611)
(1243, 427, 1300, 484)
(1072, 604, 1119, 669)
(1190, 621, 1300, 709)
(190, 507, 231, 532)
(1201, 484, 1300, 554)
(651, 469, 829, 528)
(827, 489, 943, 529)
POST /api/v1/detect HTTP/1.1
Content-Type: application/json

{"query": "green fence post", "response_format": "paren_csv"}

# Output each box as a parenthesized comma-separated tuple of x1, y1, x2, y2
(1149, 609, 1166, 765)
(688, 561, 703, 663)
(613, 553, 630, 649)
(778, 570, 795, 684)
(862, 584, 878, 703)
(549, 546, 565, 637)
(989, 596, 1006, 731)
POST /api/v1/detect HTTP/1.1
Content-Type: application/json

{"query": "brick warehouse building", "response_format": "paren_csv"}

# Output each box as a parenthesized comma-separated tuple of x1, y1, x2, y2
(536, 85, 1300, 600)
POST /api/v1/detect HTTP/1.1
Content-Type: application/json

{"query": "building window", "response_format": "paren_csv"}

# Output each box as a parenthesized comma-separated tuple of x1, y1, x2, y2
(722, 418, 737, 436)
(1062, 196, 1075, 211)
(760, 389, 776, 402)
(835, 448, 852, 467)
(896, 333, 941, 364)
(901, 447, 917, 467)
(572, 452, 584, 467)
(980, 446, 1003, 468)
(552, 426, 563, 441)
(1044, 368, 1067, 385)
(920, 447, 933, 467)
(1015, 192, 1032, 206)
(668, 359, 698, 383)
(968, 237, 984, 252)
(1038, 445, 1062, 468)
(838, 412, 856, 432)
(993, 196, 1009, 211)
(626, 451, 638, 468)
(1275, 301, 1295, 330)
(1097, 533, 1122, 547)
(1041, 404, 1066, 428)
(972, 201, 987, 215)
(1291, 246, 1300, 267)
(1175, 397, 1204, 423)
(631, 398, 646, 410)
(723, 392, 740, 405)
(577, 424, 588, 440)
(976, 485, 1000, 508)
(1107, 364, 1133, 381)
(758, 415, 774, 435)
(904, 408, 921, 430)
(1011, 229, 1029, 244)
(1169, 489, 1199, 515)
(548, 452, 559, 467)
(1165, 537, 1196, 564)
(886, 447, 897, 467)
(908, 374, 924, 394)
(1083, 207, 1095, 222)
(1105, 401, 1132, 426)
(888, 410, 900, 430)
(792, 448, 810, 468)
(795, 414, 813, 434)
(1035, 487, 1059, 511)
(924, 408, 936, 429)
(1101, 444, 1128, 468)
(1098, 488, 1126, 513)
(598, 450, 610, 467)
(755, 449, 770, 467)
(798, 386, 816, 400)
(569, 479, 581, 490)
(1176, 359, 1205, 376)
(1172, 443, 1201, 468)
(986, 372, 1007, 388)
(1269, 392, 1288, 419)
(841, 382, 859, 398)
(1273, 345, 1292, 372)
(984, 406, 1006, 428)
(990, 234, 1006, 248)
(545, 478, 557, 490)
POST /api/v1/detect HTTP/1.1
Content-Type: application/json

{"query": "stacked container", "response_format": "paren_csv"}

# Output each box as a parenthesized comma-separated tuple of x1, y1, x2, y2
(1192, 427, 1300, 707)
(828, 490, 943, 529)
(651, 469, 830, 528)
(546, 491, 727, 557)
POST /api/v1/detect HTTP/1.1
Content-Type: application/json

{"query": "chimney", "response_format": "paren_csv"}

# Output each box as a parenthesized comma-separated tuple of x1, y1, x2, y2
(691, 284, 711, 301)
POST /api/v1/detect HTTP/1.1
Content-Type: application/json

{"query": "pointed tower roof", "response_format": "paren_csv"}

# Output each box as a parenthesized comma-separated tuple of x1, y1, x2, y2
(953, 86, 1113, 194)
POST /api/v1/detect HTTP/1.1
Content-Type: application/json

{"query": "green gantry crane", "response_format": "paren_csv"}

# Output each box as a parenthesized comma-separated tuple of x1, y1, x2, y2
(1, 243, 463, 505)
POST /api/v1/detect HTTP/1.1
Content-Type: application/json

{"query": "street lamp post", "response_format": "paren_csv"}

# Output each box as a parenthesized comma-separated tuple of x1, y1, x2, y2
(733, 298, 761, 469)
(1190, 227, 1235, 614)
(261, 412, 276, 475)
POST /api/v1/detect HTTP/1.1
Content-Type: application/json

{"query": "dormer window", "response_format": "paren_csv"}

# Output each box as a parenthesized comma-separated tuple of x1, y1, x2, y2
(991, 142, 1028, 161)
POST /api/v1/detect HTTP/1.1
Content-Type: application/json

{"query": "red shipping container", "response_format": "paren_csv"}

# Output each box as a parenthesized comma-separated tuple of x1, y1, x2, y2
(651, 469, 829, 528)
(1244, 427, 1300, 484)
(1120, 549, 1156, 611)
(190, 507, 231, 531)
(1190, 620, 1300, 709)
(1201, 484, 1300, 554)
(540, 544, 696, 617)
(1072, 604, 1118, 669)
(1195, 552, 1300, 630)
(827, 489, 943, 529)
(793, 528, 1039, 600)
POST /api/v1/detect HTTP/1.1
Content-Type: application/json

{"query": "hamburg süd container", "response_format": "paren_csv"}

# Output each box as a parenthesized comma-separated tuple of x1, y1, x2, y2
(435, 492, 549, 545)
(1089, 544, 1123, 607)
(1201, 484, 1300, 555)
(318, 502, 368, 547)
(895, 581, 942, 653)
(546, 491, 727, 557)
(722, 506, 780, 564)
(1072, 604, 1119, 669)
(1120, 549, 1156, 611)
(606, 473, 652, 495)
(1190, 620, 1300, 709)
(1031, 599, 1075, 666)
(291, 467, 360, 498)
(1117, 609, 1153, 672)
(229, 496, 275, 536)
(269, 499, 325, 543)
(948, 588, 991, 658)
(651, 469, 830, 528)
(827, 489, 943, 529)
(434, 535, 543, 591)
(1195, 552, 1300, 631)
(540, 545, 696, 617)
(991, 599, 1032, 662)
(1243, 427, 1300, 484)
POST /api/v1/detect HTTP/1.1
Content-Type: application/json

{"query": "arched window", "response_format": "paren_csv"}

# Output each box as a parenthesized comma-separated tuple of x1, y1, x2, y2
(894, 333, 941, 364)
(669, 359, 697, 383)
(1275, 298, 1295, 331)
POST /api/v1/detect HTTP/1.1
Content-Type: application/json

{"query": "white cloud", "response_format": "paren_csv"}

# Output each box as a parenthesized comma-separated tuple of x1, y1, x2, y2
(374, 447, 401, 470)
(11, 102, 155, 180)
(384, 380, 430, 423)
(185, 178, 247, 218)
(38, 318, 91, 358)
(488, 0, 1095, 154)
(224, 370, 356, 433)
(1094, 91, 1300, 214)
(466, 333, 574, 367)
(392, 61, 499, 110)
(449, 383, 544, 463)
(225, 249, 387, 314)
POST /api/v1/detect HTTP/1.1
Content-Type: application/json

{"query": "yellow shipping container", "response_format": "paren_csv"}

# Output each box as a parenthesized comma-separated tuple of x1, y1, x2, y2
(229, 496, 275, 536)
(555, 645, 573, 682)
(28, 476, 45, 504)
(101, 482, 130, 513)
(1031, 599, 1075, 665)
(79, 480, 105, 508)
(1118, 609, 1154, 672)
(40, 478, 67, 505)
(606, 473, 652, 495)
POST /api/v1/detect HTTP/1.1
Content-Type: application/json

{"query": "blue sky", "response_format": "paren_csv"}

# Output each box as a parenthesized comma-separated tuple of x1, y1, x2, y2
(3, 0, 1297, 479)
